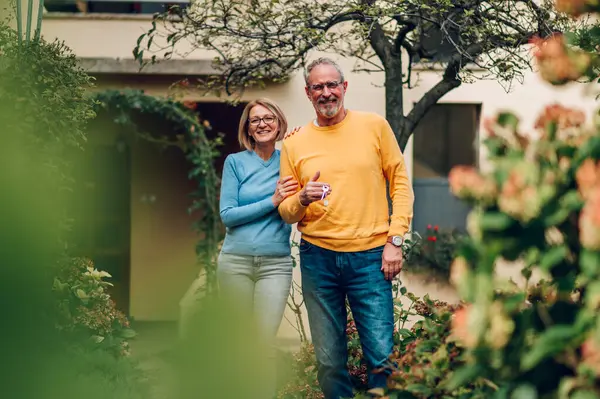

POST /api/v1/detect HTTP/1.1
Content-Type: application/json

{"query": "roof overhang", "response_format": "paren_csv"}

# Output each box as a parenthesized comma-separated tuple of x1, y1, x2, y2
(78, 57, 219, 76)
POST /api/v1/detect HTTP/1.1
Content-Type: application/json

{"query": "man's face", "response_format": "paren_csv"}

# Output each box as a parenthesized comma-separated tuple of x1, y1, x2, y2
(305, 64, 348, 119)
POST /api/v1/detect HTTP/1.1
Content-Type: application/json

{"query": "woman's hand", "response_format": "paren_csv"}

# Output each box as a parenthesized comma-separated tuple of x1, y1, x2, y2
(284, 126, 302, 139)
(272, 176, 299, 206)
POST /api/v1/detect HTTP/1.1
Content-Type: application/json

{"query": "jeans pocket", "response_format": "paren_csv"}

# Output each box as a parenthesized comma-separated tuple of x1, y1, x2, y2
(298, 239, 314, 254)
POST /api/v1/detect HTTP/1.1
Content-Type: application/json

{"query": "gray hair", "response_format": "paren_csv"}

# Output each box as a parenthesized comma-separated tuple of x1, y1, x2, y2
(304, 57, 345, 85)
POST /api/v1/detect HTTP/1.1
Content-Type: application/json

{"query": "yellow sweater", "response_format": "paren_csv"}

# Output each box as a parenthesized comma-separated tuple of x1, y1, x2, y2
(278, 110, 414, 252)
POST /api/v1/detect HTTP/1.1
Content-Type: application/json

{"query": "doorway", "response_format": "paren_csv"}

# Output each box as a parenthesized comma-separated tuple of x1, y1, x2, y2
(71, 138, 132, 314)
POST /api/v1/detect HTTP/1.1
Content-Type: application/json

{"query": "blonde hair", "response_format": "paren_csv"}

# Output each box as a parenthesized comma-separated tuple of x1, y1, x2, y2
(238, 98, 288, 151)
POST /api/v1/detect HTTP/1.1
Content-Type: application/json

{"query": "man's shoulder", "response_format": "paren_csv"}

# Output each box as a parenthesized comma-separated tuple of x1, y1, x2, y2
(350, 110, 387, 125)
(282, 123, 314, 147)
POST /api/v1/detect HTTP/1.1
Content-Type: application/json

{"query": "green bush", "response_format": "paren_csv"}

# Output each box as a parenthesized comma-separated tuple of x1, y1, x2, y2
(0, 22, 146, 398)
(404, 226, 466, 281)
(54, 257, 136, 356)
(412, 27, 600, 396)
(278, 291, 492, 399)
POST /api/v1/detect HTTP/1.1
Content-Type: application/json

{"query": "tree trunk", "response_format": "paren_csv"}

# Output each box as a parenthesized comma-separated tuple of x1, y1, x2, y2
(384, 58, 409, 152)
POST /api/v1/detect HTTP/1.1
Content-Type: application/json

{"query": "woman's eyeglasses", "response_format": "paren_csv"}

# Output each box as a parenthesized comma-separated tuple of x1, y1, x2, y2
(249, 116, 277, 126)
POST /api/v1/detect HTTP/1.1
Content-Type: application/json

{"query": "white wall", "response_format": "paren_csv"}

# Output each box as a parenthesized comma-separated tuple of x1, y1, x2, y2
(404, 65, 599, 171)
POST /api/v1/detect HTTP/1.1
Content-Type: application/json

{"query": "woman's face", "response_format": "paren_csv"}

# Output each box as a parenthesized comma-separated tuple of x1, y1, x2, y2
(248, 104, 279, 146)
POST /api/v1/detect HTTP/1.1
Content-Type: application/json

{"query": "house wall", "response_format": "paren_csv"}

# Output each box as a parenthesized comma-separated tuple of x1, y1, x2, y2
(403, 65, 599, 172)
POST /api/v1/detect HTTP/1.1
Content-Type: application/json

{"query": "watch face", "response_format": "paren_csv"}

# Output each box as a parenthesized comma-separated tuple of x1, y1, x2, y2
(392, 236, 403, 246)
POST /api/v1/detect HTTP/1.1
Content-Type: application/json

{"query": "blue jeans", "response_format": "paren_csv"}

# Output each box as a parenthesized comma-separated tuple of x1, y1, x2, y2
(299, 240, 394, 399)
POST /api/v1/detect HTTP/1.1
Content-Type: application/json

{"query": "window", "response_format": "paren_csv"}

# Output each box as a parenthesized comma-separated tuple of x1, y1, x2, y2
(412, 103, 481, 178)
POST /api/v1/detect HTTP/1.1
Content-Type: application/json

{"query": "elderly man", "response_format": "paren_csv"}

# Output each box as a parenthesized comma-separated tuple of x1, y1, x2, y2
(278, 57, 414, 399)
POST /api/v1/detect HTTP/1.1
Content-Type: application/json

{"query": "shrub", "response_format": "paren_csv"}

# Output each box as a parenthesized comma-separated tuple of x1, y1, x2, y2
(407, 24, 600, 397)
(278, 291, 490, 399)
(404, 226, 466, 281)
(54, 257, 135, 356)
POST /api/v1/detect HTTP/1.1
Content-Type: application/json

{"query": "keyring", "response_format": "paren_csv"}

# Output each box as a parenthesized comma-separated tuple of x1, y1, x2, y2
(321, 184, 330, 206)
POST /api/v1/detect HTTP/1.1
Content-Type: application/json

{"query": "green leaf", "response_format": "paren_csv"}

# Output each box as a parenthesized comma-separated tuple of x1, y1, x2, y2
(479, 212, 514, 231)
(404, 384, 433, 396)
(521, 325, 578, 371)
(390, 391, 419, 399)
(510, 384, 537, 399)
(543, 208, 570, 226)
(415, 339, 439, 353)
(561, 190, 584, 211)
(367, 388, 385, 396)
(580, 250, 600, 278)
(397, 328, 413, 338)
(445, 364, 483, 391)
(496, 112, 519, 130)
(120, 328, 137, 339)
(91, 335, 105, 344)
(571, 390, 600, 399)
(539, 246, 568, 272)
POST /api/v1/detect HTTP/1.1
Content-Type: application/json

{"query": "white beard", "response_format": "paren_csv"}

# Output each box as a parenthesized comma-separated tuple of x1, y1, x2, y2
(318, 102, 340, 118)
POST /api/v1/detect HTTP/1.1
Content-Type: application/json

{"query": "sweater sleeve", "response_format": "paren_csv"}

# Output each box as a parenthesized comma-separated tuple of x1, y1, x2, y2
(277, 140, 307, 224)
(219, 155, 277, 228)
(380, 121, 414, 236)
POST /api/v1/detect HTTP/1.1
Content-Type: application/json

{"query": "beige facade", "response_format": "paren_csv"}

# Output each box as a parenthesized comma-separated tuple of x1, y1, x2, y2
(23, 6, 600, 340)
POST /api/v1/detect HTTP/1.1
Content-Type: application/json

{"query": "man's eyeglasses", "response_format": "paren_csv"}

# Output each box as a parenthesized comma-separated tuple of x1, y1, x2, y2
(249, 115, 277, 126)
(308, 80, 344, 92)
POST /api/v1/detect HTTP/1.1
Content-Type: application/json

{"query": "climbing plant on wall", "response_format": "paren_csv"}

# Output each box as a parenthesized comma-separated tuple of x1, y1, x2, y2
(91, 89, 223, 295)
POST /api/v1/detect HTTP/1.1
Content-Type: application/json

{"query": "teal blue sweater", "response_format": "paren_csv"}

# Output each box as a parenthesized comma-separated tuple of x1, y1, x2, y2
(219, 150, 292, 256)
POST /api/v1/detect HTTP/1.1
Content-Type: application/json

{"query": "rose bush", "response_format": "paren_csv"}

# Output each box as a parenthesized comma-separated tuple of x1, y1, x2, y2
(404, 225, 466, 281)
(414, 10, 600, 395)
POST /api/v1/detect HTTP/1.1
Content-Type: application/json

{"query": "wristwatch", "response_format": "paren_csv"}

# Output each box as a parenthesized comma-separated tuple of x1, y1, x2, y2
(387, 235, 404, 247)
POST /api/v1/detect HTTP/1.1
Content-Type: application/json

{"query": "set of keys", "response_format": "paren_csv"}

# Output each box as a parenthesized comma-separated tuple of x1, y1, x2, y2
(320, 184, 331, 206)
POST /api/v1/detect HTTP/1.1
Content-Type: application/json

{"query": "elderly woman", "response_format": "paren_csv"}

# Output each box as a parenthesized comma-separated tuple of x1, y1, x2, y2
(217, 98, 298, 392)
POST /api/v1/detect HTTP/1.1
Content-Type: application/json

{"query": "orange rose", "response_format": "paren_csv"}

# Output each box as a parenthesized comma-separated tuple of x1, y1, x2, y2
(555, 0, 594, 17)
(576, 159, 600, 200)
(531, 34, 592, 85)
(487, 302, 515, 350)
(498, 165, 542, 222)
(581, 336, 600, 376)
(535, 104, 586, 131)
(451, 305, 478, 348)
(448, 165, 496, 204)
(579, 186, 600, 250)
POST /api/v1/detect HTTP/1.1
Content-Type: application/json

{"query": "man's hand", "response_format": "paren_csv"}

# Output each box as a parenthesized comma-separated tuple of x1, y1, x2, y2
(381, 243, 403, 280)
(299, 171, 332, 206)
(284, 126, 302, 139)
